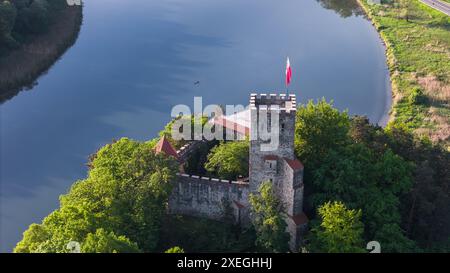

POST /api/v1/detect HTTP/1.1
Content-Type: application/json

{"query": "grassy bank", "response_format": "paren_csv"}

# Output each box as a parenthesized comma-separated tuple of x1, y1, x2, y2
(357, 0, 449, 149)
(0, 5, 83, 103)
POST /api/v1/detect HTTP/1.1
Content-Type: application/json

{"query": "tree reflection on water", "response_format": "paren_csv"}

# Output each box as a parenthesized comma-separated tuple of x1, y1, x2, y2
(317, 0, 364, 18)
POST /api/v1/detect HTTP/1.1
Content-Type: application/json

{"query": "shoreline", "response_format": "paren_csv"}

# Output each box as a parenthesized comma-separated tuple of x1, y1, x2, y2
(356, 0, 394, 128)
(377, 65, 393, 128)
(356, 0, 450, 149)
(0, 6, 83, 103)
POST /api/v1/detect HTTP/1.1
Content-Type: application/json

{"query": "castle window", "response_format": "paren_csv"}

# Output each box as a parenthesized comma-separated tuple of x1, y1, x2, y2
(281, 123, 285, 132)
(264, 155, 278, 174)
(264, 159, 277, 172)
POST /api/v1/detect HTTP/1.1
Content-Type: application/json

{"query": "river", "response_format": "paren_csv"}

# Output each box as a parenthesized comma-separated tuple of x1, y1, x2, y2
(0, 0, 390, 252)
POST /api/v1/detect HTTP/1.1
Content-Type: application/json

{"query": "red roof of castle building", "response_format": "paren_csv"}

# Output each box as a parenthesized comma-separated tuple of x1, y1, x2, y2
(154, 136, 179, 159)
(213, 116, 250, 136)
(233, 200, 245, 209)
(284, 158, 304, 170)
(290, 212, 309, 226)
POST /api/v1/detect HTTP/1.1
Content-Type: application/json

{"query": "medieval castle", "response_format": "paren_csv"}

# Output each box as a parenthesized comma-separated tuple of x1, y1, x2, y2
(155, 93, 308, 252)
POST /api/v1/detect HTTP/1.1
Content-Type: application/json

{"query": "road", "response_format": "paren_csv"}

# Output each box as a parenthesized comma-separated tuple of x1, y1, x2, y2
(420, 0, 450, 16)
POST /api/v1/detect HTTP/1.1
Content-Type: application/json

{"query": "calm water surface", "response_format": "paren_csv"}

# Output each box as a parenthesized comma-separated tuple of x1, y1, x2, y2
(0, 0, 390, 251)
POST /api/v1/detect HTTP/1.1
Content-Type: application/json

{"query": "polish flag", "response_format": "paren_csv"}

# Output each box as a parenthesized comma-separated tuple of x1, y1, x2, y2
(286, 57, 292, 85)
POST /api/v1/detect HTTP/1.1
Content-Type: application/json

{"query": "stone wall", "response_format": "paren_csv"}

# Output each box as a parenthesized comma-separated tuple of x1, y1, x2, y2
(177, 141, 206, 162)
(248, 93, 307, 252)
(278, 159, 304, 216)
(167, 93, 307, 252)
(168, 174, 251, 225)
(286, 215, 307, 251)
(249, 94, 297, 193)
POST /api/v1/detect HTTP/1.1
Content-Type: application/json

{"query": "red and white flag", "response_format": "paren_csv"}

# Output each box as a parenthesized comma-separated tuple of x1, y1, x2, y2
(286, 57, 292, 85)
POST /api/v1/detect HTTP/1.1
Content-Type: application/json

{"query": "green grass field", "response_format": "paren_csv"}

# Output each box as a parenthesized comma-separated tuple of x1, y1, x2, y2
(359, 0, 449, 149)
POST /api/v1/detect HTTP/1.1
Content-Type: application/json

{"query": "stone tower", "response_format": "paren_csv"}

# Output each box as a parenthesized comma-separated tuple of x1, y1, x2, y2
(249, 93, 307, 252)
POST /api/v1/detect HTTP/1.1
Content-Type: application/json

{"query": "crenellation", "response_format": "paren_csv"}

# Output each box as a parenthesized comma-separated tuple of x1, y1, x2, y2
(169, 174, 250, 225)
(167, 93, 306, 252)
(249, 92, 306, 251)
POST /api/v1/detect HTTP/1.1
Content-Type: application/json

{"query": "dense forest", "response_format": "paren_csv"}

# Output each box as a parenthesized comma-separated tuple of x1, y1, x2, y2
(15, 100, 450, 253)
(0, 0, 72, 55)
(0, 0, 82, 102)
(296, 100, 449, 252)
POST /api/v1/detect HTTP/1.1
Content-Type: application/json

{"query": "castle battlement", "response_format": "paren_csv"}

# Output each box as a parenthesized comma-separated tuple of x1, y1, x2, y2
(250, 93, 296, 112)
(176, 173, 249, 187)
(249, 93, 306, 251)
(166, 93, 307, 252)
(169, 173, 250, 226)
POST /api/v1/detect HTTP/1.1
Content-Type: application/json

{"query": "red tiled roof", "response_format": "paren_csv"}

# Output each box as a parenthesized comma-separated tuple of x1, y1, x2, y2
(284, 158, 304, 171)
(234, 200, 245, 209)
(264, 155, 278, 160)
(213, 116, 250, 136)
(154, 136, 179, 159)
(289, 212, 308, 226)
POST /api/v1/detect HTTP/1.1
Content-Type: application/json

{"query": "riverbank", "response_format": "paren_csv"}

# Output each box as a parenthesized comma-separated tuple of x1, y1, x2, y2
(357, 0, 450, 149)
(0, 5, 83, 103)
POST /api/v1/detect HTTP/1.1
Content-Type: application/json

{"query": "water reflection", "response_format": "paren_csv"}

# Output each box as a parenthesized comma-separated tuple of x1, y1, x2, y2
(0, 0, 390, 252)
(316, 0, 364, 18)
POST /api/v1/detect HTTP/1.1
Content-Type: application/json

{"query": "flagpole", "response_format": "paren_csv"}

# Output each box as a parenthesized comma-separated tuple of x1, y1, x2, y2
(286, 75, 288, 95)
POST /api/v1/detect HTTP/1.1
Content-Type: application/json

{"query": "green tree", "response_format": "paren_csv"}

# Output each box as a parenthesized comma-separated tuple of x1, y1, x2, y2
(183, 140, 219, 176)
(26, 0, 50, 34)
(385, 124, 450, 251)
(14, 223, 50, 253)
(41, 203, 102, 252)
(309, 201, 365, 253)
(295, 104, 419, 252)
(205, 140, 249, 180)
(295, 98, 350, 167)
(61, 138, 178, 251)
(15, 202, 99, 253)
(81, 229, 140, 253)
(408, 87, 426, 105)
(310, 143, 414, 251)
(0, 0, 17, 49)
(398, 0, 413, 22)
(15, 138, 178, 252)
(316, 0, 363, 18)
(159, 115, 208, 149)
(348, 116, 388, 152)
(249, 181, 290, 253)
(374, 224, 417, 253)
(165, 246, 185, 253)
(158, 215, 256, 253)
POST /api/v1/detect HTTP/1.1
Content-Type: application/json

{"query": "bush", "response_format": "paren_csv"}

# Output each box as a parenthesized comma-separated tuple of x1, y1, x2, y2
(164, 246, 184, 253)
(0, 1, 18, 50)
(205, 140, 249, 180)
(15, 138, 178, 253)
(408, 87, 427, 105)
